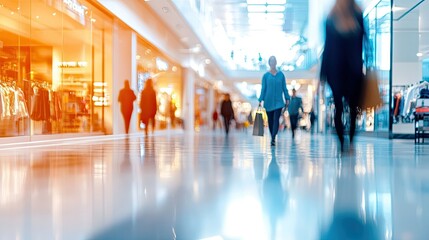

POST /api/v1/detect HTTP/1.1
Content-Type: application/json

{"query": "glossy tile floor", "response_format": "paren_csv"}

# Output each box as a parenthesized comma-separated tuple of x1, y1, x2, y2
(0, 129, 428, 240)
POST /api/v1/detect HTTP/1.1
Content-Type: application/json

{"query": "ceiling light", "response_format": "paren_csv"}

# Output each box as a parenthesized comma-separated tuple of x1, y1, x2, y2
(205, 59, 211, 64)
(36, 15, 40, 19)
(162, 7, 169, 13)
(247, 0, 266, 4)
(248, 12, 268, 19)
(52, 12, 57, 16)
(248, 18, 284, 25)
(267, 0, 286, 4)
(247, 5, 266, 12)
(248, 12, 283, 19)
(266, 5, 285, 12)
(416, 52, 423, 57)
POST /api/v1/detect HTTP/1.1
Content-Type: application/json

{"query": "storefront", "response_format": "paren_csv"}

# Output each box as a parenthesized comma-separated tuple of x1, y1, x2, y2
(0, 0, 113, 139)
(136, 37, 183, 130)
(361, 0, 391, 135)
(391, 0, 429, 138)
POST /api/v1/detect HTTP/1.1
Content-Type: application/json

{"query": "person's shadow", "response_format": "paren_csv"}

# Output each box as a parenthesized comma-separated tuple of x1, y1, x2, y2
(320, 157, 381, 240)
(261, 148, 287, 240)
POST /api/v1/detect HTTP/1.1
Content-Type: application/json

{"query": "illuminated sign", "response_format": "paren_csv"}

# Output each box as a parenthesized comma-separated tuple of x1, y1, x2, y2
(63, 0, 85, 16)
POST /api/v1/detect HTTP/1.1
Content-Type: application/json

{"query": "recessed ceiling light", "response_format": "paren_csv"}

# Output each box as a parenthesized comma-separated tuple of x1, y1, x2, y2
(417, 52, 423, 57)
(52, 12, 57, 16)
(36, 16, 40, 19)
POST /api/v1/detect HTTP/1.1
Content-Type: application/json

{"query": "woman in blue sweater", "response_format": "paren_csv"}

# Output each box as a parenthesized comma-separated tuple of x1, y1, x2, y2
(259, 56, 290, 146)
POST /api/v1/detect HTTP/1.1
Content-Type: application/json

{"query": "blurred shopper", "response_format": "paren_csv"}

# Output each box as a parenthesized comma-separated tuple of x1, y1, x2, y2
(259, 56, 290, 146)
(169, 99, 177, 128)
(212, 109, 220, 130)
(139, 79, 157, 136)
(118, 80, 137, 134)
(320, 0, 365, 151)
(288, 89, 303, 139)
(220, 93, 235, 136)
(310, 108, 317, 134)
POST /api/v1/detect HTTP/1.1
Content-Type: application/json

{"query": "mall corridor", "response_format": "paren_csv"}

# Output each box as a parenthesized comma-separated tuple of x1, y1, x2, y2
(0, 130, 428, 240)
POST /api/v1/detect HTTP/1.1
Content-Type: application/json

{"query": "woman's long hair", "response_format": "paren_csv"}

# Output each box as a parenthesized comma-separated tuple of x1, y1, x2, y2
(329, 0, 362, 33)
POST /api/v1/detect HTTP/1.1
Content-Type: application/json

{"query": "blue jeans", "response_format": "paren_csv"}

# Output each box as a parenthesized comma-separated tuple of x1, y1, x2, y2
(266, 108, 283, 141)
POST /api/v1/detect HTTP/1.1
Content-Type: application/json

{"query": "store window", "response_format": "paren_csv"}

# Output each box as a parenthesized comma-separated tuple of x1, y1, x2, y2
(0, 0, 113, 138)
(392, 0, 429, 136)
(136, 38, 182, 130)
(364, 0, 391, 133)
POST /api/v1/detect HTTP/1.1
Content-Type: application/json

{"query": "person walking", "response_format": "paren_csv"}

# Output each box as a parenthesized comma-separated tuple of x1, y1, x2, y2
(288, 89, 303, 139)
(139, 79, 157, 136)
(220, 93, 235, 136)
(320, 0, 365, 151)
(118, 80, 137, 134)
(258, 56, 290, 146)
(212, 109, 219, 130)
(310, 108, 317, 134)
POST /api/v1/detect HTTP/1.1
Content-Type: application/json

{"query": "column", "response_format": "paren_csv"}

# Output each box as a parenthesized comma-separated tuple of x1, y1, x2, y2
(183, 68, 195, 132)
(112, 19, 136, 135)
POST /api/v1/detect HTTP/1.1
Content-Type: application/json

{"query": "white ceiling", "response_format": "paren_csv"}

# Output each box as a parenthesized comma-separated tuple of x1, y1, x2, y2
(145, 0, 317, 83)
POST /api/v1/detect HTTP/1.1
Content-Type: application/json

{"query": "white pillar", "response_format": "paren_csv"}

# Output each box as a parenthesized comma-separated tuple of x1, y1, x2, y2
(183, 68, 195, 132)
(112, 20, 137, 135)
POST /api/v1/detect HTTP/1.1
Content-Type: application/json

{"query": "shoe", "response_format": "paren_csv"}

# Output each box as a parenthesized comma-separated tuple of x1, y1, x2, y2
(271, 140, 276, 146)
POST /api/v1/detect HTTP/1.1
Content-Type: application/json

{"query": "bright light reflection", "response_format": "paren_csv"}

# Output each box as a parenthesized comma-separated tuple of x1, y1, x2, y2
(266, 5, 286, 12)
(223, 197, 267, 239)
(248, 12, 284, 19)
(267, 0, 286, 4)
(248, 5, 266, 12)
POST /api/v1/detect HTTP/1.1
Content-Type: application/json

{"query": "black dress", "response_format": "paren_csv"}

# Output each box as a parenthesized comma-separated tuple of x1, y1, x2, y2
(320, 9, 365, 147)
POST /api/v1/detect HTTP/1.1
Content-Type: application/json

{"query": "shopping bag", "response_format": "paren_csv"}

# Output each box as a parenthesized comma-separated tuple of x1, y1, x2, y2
(252, 108, 264, 136)
(360, 69, 383, 110)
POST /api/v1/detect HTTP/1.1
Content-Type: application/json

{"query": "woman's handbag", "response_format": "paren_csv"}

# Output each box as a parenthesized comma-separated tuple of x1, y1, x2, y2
(360, 69, 383, 110)
(252, 108, 264, 137)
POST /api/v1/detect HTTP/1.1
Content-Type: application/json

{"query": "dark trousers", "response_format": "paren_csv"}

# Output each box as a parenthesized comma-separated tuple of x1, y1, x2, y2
(143, 117, 155, 135)
(223, 116, 232, 135)
(290, 114, 299, 137)
(121, 109, 133, 134)
(266, 108, 283, 141)
(333, 94, 358, 146)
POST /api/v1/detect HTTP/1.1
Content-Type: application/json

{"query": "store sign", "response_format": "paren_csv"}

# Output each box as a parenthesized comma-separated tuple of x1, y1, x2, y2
(57, 61, 88, 68)
(63, 0, 85, 16)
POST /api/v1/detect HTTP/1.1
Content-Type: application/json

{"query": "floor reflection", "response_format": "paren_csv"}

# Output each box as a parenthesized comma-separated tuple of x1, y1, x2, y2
(0, 131, 427, 239)
(320, 156, 380, 240)
(262, 148, 287, 240)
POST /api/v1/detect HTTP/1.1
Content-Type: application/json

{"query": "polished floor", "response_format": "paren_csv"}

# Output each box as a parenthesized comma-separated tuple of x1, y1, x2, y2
(0, 129, 428, 240)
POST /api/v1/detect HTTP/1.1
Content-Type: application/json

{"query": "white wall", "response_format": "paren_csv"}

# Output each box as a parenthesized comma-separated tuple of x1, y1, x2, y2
(393, 62, 423, 85)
